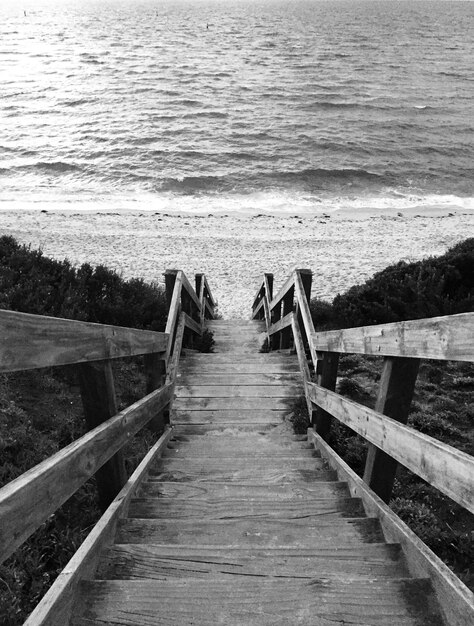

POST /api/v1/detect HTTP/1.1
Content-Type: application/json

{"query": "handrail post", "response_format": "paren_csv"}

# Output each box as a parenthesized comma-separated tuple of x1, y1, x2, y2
(164, 269, 179, 310)
(144, 352, 168, 432)
(363, 356, 420, 502)
(313, 351, 339, 438)
(77, 360, 127, 511)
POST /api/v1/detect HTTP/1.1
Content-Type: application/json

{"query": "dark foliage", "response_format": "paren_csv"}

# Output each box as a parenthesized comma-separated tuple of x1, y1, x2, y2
(0, 235, 168, 330)
(311, 238, 474, 329)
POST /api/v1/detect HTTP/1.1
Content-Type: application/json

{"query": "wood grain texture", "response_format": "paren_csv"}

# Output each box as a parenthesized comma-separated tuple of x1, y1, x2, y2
(294, 271, 318, 366)
(23, 428, 173, 626)
(136, 480, 350, 501)
(116, 516, 383, 547)
(307, 382, 474, 514)
(0, 383, 174, 565)
(309, 429, 474, 626)
(126, 496, 364, 520)
(97, 544, 407, 581)
(269, 311, 294, 336)
(74, 577, 444, 626)
(0, 309, 167, 373)
(170, 409, 290, 425)
(177, 373, 302, 385)
(311, 312, 474, 361)
(175, 384, 303, 398)
(172, 397, 297, 411)
(182, 312, 201, 336)
(148, 466, 337, 484)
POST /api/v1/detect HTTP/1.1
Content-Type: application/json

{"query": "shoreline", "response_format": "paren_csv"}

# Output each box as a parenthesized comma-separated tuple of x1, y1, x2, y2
(1, 209, 472, 318)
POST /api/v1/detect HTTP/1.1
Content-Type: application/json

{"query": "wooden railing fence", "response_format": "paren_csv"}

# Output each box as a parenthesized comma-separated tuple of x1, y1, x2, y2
(0, 270, 215, 567)
(252, 269, 474, 510)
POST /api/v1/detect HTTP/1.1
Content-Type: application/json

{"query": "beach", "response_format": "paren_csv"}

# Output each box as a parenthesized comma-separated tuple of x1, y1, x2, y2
(2, 208, 472, 318)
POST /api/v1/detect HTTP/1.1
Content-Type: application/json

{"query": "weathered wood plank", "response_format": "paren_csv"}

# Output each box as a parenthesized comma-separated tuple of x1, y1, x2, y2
(175, 384, 303, 398)
(137, 480, 350, 501)
(268, 311, 293, 336)
(0, 383, 174, 565)
(97, 544, 407, 580)
(22, 427, 173, 626)
(179, 270, 202, 311)
(309, 429, 474, 626)
(180, 353, 298, 362)
(363, 356, 420, 503)
(0, 309, 167, 373)
(171, 409, 290, 425)
(77, 361, 127, 511)
(172, 397, 298, 411)
(182, 312, 201, 336)
(166, 313, 185, 384)
(311, 312, 474, 361)
(74, 577, 443, 626)
(116, 517, 383, 547)
(153, 457, 326, 471)
(294, 270, 318, 365)
(170, 421, 289, 432)
(148, 466, 337, 484)
(127, 496, 364, 520)
(269, 271, 296, 312)
(313, 351, 340, 438)
(177, 373, 303, 385)
(307, 382, 474, 514)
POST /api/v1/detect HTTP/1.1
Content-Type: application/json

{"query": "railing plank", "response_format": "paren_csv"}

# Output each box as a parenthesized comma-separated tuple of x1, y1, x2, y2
(306, 382, 474, 514)
(311, 313, 474, 361)
(308, 429, 474, 626)
(363, 357, 420, 503)
(0, 310, 168, 373)
(0, 382, 174, 565)
(269, 272, 295, 312)
(180, 270, 202, 311)
(268, 312, 293, 336)
(183, 312, 202, 336)
(23, 427, 173, 626)
(252, 297, 265, 319)
(294, 271, 318, 365)
(77, 361, 127, 511)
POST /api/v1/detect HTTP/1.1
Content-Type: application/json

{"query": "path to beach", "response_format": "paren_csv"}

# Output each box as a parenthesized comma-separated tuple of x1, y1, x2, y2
(1, 209, 472, 317)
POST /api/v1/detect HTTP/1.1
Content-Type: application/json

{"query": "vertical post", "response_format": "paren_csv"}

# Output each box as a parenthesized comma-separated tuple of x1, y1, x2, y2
(312, 351, 340, 438)
(363, 356, 420, 503)
(144, 352, 168, 432)
(77, 360, 127, 512)
(164, 269, 179, 310)
(280, 290, 294, 349)
(195, 273, 205, 328)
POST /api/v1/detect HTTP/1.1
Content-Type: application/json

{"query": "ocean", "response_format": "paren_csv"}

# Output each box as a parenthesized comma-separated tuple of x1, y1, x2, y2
(1, 0, 473, 216)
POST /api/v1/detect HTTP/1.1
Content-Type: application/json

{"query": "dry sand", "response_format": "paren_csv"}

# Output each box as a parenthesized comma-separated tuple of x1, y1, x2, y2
(1, 208, 472, 318)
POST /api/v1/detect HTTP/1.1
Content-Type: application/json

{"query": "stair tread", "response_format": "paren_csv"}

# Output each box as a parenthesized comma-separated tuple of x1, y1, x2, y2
(96, 543, 408, 580)
(73, 578, 443, 626)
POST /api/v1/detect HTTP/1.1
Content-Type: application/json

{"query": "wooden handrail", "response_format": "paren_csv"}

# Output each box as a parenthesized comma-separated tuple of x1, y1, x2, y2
(306, 382, 474, 514)
(311, 312, 474, 361)
(0, 310, 168, 373)
(252, 268, 474, 513)
(0, 382, 174, 565)
(0, 268, 215, 569)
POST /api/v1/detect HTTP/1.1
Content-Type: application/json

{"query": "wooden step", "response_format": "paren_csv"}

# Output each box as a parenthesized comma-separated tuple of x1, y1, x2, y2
(96, 544, 408, 580)
(116, 517, 383, 547)
(179, 362, 301, 374)
(177, 373, 303, 385)
(173, 397, 297, 411)
(171, 422, 294, 434)
(137, 481, 350, 501)
(148, 467, 337, 483)
(126, 497, 365, 520)
(175, 384, 303, 398)
(180, 353, 298, 363)
(171, 409, 291, 425)
(165, 438, 313, 456)
(73, 577, 444, 625)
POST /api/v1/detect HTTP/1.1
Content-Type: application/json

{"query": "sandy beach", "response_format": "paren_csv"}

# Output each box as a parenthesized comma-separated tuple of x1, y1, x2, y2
(1, 208, 472, 318)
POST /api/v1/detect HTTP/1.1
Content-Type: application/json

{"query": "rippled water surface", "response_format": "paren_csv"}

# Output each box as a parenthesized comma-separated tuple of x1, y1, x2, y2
(1, 0, 473, 214)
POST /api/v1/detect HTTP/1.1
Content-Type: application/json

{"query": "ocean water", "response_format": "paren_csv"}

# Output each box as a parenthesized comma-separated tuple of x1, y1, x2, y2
(1, 0, 473, 216)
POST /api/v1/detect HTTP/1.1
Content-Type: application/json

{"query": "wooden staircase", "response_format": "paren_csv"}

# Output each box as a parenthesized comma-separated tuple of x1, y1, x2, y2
(71, 320, 445, 625)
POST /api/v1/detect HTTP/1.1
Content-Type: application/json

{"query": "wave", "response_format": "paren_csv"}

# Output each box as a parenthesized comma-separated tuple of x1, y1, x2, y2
(157, 167, 390, 196)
